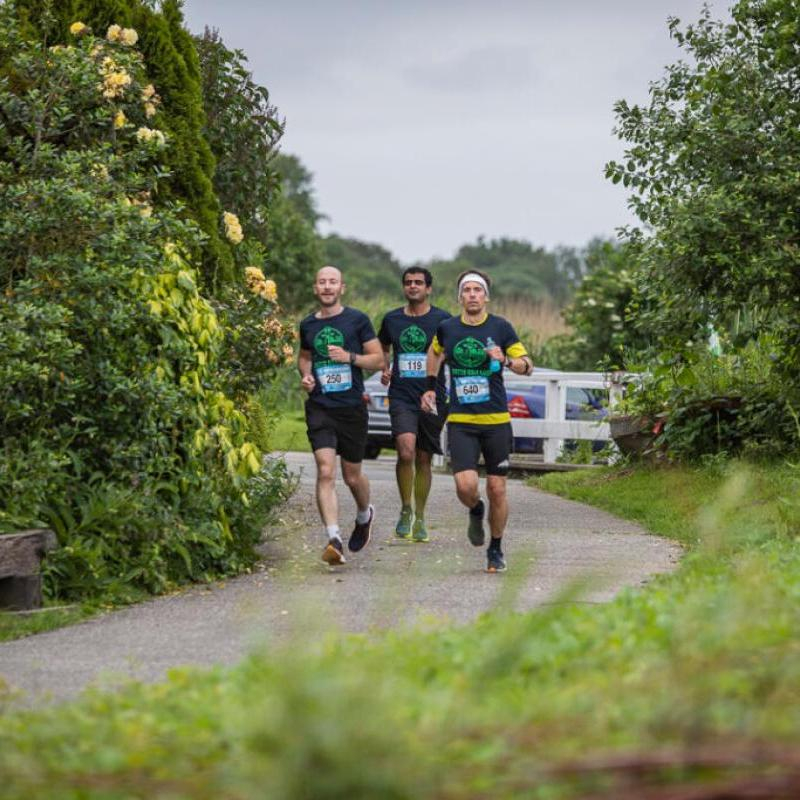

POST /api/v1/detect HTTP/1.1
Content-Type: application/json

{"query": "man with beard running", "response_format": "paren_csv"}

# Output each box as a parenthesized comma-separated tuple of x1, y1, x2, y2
(298, 266, 384, 565)
(378, 268, 450, 542)
(421, 270, 533, 572)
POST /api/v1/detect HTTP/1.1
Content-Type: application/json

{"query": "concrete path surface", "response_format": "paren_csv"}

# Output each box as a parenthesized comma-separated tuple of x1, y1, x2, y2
(0, 452, 681, 703)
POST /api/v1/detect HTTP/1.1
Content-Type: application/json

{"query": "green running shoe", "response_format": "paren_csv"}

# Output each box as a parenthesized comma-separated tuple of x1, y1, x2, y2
(395, 507, 413, 539)
(412, 518, 429, 542)
(467, 499, 485, 547)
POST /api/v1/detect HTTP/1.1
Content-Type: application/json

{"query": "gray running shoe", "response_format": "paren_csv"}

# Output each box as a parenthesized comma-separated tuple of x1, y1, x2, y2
(412, 518, 429, 542)
(322, 538, 346, 565)
(467, 499, 485, 547)
(395, 507, 413, 539)
(486, 546, 506, 573)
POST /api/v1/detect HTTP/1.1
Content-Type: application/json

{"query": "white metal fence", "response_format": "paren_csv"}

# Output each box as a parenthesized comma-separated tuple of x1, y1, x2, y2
(437, 369, 626, 468)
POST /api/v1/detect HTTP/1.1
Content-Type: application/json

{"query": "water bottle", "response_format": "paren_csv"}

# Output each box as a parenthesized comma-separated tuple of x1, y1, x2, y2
(485, 337, 501, 373)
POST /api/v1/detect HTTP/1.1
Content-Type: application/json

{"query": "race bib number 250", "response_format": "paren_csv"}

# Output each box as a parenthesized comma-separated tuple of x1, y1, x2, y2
(317, 364, 353, 393)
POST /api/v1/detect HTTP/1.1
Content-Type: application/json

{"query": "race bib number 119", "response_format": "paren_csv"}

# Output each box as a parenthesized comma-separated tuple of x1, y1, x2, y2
(398, 352, 426, 378)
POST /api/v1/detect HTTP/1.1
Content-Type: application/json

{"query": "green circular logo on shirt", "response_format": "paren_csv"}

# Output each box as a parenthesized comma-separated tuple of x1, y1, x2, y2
(399, 324, 427, 353)
(313, 326, 344, 358)
(453, 337, 488, 368)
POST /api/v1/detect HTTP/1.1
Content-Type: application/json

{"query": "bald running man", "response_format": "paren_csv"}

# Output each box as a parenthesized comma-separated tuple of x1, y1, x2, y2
(298, 266, 385, 565)
(422, 269, 533, 572)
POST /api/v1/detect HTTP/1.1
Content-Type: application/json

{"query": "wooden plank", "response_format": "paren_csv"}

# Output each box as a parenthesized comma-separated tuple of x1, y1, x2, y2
(0, 529, 57, 579)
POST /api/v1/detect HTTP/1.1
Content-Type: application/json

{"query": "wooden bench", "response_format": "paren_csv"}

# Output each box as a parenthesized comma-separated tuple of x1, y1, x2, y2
(0, 529, 57, 610)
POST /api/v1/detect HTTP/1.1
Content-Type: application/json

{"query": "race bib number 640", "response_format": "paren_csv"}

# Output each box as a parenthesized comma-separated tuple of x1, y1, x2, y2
(454, 375, 490, 404)
(317, 364, 353, 393)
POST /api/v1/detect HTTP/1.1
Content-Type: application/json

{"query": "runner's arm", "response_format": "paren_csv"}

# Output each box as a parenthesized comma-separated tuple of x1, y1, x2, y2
(504, 342, 533, 376)
(354, 337, 385, 371)
(298, 348, 316, 392)
(381, 344, 392, 385)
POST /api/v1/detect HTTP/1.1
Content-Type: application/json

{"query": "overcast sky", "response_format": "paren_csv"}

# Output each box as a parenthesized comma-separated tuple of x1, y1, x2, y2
(183, 1, 723, 264)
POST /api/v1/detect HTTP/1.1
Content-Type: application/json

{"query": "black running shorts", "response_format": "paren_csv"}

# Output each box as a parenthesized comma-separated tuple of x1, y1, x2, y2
(390, 405, 446, 455)
(304, 400, 368, 463)
(448, 422, 513, 476)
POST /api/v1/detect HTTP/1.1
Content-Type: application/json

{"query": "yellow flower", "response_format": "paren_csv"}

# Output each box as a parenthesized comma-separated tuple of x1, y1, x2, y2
(69, 21, 88, 35)
(91, 163, 110, 181)
(244, 266, 266, 284)
(113, 109, 127, 129)
(120, 28, 138, 46)
(144, 101, 157, 118)
(261, 279, 277, 302)
(106, 24, 122, 42)
(101, 68, 131, 99)
(141, 83, 156, 100)
(223, 211, 243, 244)
(138, 204, 153, 218)
(136, 126, 166, 146)
(282, 344, 294, 358)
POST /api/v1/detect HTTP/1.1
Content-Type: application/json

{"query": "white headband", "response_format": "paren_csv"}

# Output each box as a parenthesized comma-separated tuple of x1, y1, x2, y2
(457, 273, 490, 299)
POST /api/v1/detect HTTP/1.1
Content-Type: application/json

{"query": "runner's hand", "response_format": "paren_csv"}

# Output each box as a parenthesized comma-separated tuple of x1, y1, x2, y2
(381, 366, 391, 386)
(327, 345, 349, 363)
(300, 373, 316, 393)
(421, 390, 436, 413)
(485, 344, 504, 362)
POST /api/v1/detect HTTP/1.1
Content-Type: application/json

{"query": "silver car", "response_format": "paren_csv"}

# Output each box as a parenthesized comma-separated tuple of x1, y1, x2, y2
(363, 372, 392, 459)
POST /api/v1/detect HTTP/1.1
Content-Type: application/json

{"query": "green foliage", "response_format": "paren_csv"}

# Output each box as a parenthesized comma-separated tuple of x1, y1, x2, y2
(3, 463, 800, 797)
(323, 234, 403, 300)
(606, 0, 800, 375)
(0, 10, 291, 600)
(428, 236, 582, 307)
(619, 341, 800, 460)
(273, 152, 324, 227)
(12, 0, 234, 285)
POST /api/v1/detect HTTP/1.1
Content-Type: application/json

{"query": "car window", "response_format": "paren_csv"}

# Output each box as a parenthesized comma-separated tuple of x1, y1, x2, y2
(566, 387, 606, 419)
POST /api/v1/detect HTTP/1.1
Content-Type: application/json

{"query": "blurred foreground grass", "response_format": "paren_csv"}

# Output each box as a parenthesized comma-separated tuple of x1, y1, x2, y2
(2, 460, 800, 799)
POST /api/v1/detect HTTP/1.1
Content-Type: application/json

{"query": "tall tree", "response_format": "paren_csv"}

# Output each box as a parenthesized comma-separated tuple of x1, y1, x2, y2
(606, 0, 800, 369)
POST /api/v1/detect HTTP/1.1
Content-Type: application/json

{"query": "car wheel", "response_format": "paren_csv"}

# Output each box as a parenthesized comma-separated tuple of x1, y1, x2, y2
(364, 442, 381, 460)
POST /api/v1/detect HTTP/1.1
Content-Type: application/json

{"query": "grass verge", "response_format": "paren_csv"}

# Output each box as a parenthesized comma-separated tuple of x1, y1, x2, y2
(266, 408, 309, 453)
(0, 604, 91, 643)
(1, 460, 799, 798)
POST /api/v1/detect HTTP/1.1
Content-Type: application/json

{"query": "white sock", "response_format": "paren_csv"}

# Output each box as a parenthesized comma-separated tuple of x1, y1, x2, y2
(356, 505, 372, 524)
(326, 525, 341, 542)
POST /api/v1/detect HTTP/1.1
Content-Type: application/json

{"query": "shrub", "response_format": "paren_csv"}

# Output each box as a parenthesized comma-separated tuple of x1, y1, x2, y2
(0, 8, 290, 599)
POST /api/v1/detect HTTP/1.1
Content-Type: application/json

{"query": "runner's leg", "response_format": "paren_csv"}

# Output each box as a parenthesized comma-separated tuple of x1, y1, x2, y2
(414, 448, 433, 517)
(486, 474, 508, 539)
(341, 458, 370, 513)
(314, 447, 338, 526)
(395, 432, 416, 509)
(454, 469, 480, 509)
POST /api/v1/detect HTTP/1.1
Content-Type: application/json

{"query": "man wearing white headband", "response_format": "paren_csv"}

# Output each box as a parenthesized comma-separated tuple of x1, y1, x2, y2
(422, 269, 533, 572)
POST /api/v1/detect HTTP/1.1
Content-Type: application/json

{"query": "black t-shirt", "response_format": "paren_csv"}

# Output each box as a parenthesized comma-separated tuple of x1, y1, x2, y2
(433, 313, 527, 423)
(378, 306, 451, 410)
(299, 307, 377, 408)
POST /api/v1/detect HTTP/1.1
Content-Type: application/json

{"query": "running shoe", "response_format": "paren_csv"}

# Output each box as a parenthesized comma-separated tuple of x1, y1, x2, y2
(322, 538, 346, 565)
(412, 518, 429, 543)
(467, 498, 485, 547)
(395, 507, 413, 539)
(348, 504, 374, 552)
(486, 545, 506, 573)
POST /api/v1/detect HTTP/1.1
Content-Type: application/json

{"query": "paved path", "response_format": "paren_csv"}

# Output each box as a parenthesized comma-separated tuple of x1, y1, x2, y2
(0, 453, 681, 703)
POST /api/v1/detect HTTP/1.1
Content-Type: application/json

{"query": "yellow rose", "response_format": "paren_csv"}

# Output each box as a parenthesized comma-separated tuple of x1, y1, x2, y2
(261, 279, 277, 302)
(69, 21, 88, 35)
(223, 211, 243, 244)
(245, 266, 266, 284)
(113, 109, 126, 129)
(106, 24, 122, 42)
(120, 28, 138, 46)
(144, 102, 157, 118)
(141, 83, 156, 100)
